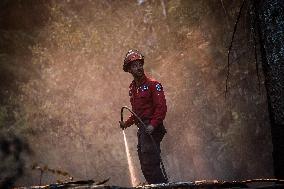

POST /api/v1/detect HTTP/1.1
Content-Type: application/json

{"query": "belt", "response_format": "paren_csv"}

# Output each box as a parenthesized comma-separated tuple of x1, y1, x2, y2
(137, 118, 150, 129)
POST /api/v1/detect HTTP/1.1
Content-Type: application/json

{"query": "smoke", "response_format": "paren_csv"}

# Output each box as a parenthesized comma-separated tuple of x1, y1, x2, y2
(0, 0, 274, 187)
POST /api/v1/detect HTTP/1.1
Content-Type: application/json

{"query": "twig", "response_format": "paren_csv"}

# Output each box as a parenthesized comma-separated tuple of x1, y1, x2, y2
(220, 0, 227, 16)
(39, 170, 43, 186)
(32, 163, 73, 185)
(160, 0, 167, 18)
(242, 178, 284, 184)
(253, 26, 261, 94)
(252, 4, 261, 94)
(225, 0, 246, 98)
(220, 0, 230, 26)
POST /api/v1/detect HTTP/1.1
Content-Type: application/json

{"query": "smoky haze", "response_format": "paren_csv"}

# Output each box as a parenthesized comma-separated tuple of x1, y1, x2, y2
(0, 0, 273, 187)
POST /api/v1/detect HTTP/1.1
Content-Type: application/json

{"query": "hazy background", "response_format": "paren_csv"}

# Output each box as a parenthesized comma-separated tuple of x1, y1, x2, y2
(0, 0, 273, 187)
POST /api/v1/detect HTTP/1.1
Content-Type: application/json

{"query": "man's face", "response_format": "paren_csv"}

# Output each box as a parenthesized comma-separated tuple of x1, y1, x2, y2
(128, 60, 144, 78)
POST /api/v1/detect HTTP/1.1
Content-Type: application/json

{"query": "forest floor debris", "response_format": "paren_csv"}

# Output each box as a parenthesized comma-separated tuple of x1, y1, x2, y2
(14, 179, 284, 189)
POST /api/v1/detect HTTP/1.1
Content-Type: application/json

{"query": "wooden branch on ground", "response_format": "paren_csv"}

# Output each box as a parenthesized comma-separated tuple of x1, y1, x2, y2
(14, 179, 284, 189)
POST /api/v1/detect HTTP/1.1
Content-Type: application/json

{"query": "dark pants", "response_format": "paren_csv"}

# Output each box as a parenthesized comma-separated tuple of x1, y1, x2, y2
(137, 121, 167, 184)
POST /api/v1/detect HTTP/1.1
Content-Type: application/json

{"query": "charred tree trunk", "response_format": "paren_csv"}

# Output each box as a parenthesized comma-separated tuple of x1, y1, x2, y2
(254, 0, 284, 179)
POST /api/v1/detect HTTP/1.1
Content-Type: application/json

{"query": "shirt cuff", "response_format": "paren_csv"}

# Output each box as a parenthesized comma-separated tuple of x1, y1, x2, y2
(125, 117, 135, 127)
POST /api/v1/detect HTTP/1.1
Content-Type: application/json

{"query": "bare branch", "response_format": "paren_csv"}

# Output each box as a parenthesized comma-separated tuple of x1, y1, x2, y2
(225, 0, 246, 98)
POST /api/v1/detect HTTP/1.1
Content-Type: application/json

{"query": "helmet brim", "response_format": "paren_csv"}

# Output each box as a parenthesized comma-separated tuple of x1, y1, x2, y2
(123, 59, 144, 72)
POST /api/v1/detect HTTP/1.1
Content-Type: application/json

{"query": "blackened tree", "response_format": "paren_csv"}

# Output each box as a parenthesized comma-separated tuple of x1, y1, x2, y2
(254, 0, 284, 178)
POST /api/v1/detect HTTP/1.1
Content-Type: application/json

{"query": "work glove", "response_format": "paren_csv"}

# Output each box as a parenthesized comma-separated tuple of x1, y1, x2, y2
(145, 124, 154, 135)
(119, 121, 128, 130)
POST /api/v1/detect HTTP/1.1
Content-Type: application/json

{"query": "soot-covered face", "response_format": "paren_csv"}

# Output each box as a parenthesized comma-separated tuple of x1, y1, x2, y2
(128, 60, 144, 78)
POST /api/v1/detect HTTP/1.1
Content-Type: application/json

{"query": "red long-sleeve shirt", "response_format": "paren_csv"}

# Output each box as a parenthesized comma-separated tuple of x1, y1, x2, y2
(125, 75, 167, 128)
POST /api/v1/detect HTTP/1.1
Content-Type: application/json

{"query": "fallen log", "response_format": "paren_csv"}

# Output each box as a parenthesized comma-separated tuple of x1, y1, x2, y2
(14, 179, 284, 189)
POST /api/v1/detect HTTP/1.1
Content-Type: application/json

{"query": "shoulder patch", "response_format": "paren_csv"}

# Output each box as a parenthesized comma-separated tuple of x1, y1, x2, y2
(155, 83, 163, 92)
(142, 85, 149, 91)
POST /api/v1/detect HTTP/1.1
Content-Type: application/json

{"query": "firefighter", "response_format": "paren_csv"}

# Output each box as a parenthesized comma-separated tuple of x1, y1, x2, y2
(119, 49, 168, 184)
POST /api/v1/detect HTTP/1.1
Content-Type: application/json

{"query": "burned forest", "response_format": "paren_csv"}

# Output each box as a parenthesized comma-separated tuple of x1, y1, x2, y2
(0, 0, 283, 188)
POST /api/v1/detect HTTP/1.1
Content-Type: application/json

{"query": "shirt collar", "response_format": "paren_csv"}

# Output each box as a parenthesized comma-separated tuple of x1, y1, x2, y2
(133, 74, 148, 88)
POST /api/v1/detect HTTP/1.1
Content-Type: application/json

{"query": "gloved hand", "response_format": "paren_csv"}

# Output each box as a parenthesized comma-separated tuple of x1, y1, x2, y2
(119, 121, 127, 130)
(146, 124, 154, 135)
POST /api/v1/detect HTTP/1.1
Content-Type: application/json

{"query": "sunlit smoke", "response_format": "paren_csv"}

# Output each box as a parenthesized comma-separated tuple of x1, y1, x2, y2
(2, 0, 274, 186)
(123, 130, 138, 186)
